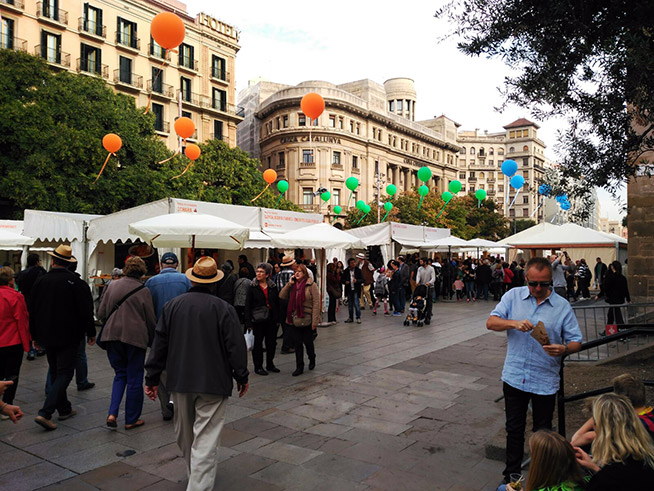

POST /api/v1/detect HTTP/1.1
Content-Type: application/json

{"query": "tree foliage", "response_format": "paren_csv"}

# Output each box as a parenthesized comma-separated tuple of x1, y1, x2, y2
(0, 50, 300, 218)
(436, 0, 654, 195)
(344, 188, 510, 240)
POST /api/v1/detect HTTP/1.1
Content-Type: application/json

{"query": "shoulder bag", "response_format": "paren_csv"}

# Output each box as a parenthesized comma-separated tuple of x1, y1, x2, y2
(96, 285, 145, 350)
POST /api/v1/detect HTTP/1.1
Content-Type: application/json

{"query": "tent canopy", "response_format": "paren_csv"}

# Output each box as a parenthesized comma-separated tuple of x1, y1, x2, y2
(466, 238, 511, 249)
(0, 220, 34, 250)
(128, 213, 250, 250)
(500, 222, 627, 247)
(421, 236, 470, 249)
(270, 223, 365, 249)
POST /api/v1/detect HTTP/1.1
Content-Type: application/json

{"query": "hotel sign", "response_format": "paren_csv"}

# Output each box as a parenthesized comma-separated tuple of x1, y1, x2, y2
(198, 13, 239, 41)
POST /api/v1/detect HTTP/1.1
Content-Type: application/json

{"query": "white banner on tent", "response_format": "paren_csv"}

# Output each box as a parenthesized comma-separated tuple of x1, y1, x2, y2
(260, 208, 322, 233)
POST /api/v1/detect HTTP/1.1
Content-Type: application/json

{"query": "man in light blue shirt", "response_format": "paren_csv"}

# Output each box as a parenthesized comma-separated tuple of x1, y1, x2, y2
(487, 256, 582, 485)
(145, 252, 190, 420)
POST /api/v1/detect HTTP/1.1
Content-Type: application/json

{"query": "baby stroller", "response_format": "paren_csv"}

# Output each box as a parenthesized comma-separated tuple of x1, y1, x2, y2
(404, 285, 428, 327)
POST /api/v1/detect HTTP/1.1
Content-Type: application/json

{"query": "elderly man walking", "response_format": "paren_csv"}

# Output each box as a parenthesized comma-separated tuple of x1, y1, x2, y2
(145, 257, 248, 491)
(487, 257, 582, 485)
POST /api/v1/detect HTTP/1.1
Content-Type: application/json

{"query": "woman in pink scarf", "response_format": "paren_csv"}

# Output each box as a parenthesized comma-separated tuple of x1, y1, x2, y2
(279, 264, 320, 376)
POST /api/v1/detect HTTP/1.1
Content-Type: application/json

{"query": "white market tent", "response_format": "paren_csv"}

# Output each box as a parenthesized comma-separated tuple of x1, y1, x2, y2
(0, 221, 34, 250)
(421, 235, 470, 250)
(128, 213, 250, 250)
(270, 223, 365, 250)
(346, 222, 450, 264)
(499, 222, 627, 265)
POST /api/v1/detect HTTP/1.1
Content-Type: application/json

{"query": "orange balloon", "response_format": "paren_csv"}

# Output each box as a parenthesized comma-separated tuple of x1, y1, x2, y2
(151, 13, 185, 50)
(185, 143, 201, 161)
(174, 117, 195, 139)
(263, 169, 277, 184)
(301, 93, 325, 120)
(102, 133, 122, 153)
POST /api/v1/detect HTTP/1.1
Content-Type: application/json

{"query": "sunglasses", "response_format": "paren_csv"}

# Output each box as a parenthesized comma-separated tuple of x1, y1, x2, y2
(527, 281, 553, 288)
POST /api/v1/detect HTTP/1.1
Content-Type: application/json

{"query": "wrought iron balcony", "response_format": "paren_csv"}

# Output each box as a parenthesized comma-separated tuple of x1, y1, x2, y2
(0, 0, 24, 12)
(210, 67, 230, 83)
(76, 58, 108, 78)
(37, 1, 68, 25)
(154, 121, 170, 134)
(115, 31, 140, 51)
(178, 57, 198, 72)
(113, 69, 143, 90)
(148, 43, 169, 61)
(78, 17, 106, 38)
(147, 79, 174, 98)
(0, 37, 27, 52)
(34, 45, 70, 67)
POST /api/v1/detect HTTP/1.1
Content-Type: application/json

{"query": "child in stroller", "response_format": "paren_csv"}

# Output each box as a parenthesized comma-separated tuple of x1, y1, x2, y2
(405, 285, 427, 327)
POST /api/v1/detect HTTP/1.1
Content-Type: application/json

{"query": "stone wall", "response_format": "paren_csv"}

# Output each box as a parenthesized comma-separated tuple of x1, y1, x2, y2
(627, 174, 654, 302)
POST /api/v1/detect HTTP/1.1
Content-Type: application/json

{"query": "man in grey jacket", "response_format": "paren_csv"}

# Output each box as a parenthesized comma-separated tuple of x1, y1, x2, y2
(550, 253, 570, 299)
(145, 257, 249, 491)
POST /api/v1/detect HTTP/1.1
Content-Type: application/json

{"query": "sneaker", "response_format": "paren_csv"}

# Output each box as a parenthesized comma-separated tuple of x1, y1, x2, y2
(361, 306, 366, 310)
(58, 409, 77, 421)
(27, 352, 35, 361)
(467, 298, 470, 302)
(35, 415, 57, 431)
(356, 318, 361, 324)
(280, 348, 295, 354)
(372, 309, 377, 315)
(392, 312, 402, 316)
(344, 318, 354, 323)
(77, 382, 95, 391)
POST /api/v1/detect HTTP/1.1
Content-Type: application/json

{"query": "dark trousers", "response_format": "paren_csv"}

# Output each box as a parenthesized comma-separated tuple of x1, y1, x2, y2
(576, 279, 590, 298)
(398, 286, 407, 311)
(0, 344, 24, 404)
(106, 341, 145, 425)
(292, 325, 315, 368)
(478, 283, 489, 301)
(423, 286, 433, 320)
(327, 293, 337, 322)
(554, 286, 567, 299)
(39, 343, 78, 419)
(389, 290, 401, 313)
(503, 382, 556, 479)
(347, 291, 361, 320)
(607, 305, 625, 325)
(465, 281, 476, 300)
(45, 338, 89, 393)
(279, 300, 293, 350)
(252, 321, 277, 369)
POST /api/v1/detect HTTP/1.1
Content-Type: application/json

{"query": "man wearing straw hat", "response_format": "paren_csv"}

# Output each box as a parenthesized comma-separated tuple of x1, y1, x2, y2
(30, 245, 96, 431)
(145, 256, 249, 490)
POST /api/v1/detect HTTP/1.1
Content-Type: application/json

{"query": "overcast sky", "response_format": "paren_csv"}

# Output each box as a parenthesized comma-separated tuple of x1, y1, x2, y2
(186, 0, 625, 220)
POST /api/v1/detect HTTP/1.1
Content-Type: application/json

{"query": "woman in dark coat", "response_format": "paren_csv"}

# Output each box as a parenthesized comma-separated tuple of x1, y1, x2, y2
(326, 263, 341, 324)
(244, 263, 279, 376)
(596, 260, 630, 326)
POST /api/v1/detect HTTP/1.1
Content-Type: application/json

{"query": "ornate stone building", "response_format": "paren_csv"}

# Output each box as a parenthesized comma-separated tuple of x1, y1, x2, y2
(0, 0, 242, 147)
(237, 78, 460, 219)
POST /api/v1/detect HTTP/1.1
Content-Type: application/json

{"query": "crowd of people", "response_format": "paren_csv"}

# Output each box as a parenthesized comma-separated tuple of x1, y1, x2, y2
(0, 243, 642, 490)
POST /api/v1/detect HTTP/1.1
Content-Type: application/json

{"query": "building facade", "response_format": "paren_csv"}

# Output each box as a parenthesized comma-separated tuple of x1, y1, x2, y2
(454, 119, 548, 222)
(0, 0, 242, 147)
(237, 78, 460, 218)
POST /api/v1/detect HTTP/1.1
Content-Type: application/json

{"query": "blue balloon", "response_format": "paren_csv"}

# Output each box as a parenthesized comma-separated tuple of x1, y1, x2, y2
(501, 159, 518, 177)
(510, 174, 525, 189)
(538, 184, 551, 196)
(556, 194, 568, 203)
(561, 201, 571, 211)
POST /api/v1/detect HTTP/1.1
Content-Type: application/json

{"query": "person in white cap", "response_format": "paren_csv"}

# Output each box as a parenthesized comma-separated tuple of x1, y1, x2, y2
(356, 252, 375, 310)
(145, 256, 248, 491)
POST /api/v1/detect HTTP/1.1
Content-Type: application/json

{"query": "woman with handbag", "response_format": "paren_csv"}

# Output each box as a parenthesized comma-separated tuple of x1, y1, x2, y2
(279, 264, 320, 376)
(326, 263, 341, 325)
(97, 257, 156, 430)
(244, 263, 279, 376)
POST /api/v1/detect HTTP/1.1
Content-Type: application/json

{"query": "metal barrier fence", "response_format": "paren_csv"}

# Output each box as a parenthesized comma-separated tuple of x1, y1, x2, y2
(568, 302, 654, 361)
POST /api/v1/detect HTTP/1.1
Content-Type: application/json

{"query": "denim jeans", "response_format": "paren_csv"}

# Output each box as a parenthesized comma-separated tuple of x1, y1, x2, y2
(106, 341, 146, 425)
(348, 291, 361, 320)
(465, 281, 476, 300)
(398, 287, 407, 311)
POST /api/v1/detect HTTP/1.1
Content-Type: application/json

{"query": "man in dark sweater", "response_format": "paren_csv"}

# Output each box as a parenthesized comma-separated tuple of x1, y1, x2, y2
(15, 253, 47, 360)
(145, 256, 248, 491)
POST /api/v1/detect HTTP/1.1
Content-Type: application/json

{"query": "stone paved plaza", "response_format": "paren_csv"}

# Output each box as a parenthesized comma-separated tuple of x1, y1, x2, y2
(0, 299, 509, 490)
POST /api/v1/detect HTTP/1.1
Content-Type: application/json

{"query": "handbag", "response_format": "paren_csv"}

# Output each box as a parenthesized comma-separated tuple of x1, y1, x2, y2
(251, 305, 270, 323)
(292, 311, 312, 327)
(328, 284, 342, 299)
(244, 330, 255, 351)
(96, 285, 145, 350)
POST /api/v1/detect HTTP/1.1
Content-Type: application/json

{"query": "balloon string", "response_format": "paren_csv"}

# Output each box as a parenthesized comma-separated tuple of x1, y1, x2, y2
(356, 212, 369, 225)
(530, 200, 544, 218)
(418, 196, 425, 211)
(436, 201, 449, 219)
(250, 182, 271, 202)
(144, 57, 169, 115)
(159, 147, 180, 164)
(171, 161, 193, 180)
(274, 194, 283, 209)
(381, 210, 390, 223)
(507, 188, 521, 210)
(94, 152, 114, 183)
(347, 190, 353, 209)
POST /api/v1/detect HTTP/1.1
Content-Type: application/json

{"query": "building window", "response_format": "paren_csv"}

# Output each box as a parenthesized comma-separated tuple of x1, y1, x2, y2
(152, 103, 164, 132)
(509, 146, 515, 153)
(119, 56, 132, 83)
(460, 147, 466, 154)
(1, 18, 14, 50)
(397, 100, 403, 111)
(329, 115, 336, 127)
(498, 148, 505, 155)
(211, 55, 226, 80)
(333, 151, 341, 165)
(356, 123, 360, 135)
(469, 171, 476, 178)
(470, 147, 475, 155)
(80, 43, 101, 74)
(459, 172, 466, 179)
(42, 0, 61, 21)
(470, 159, 475, 165)
(489, 160, 494, 166)
(212, 88, 226, 111)
(178, 43, 195, 69)
(302, 149, 313, 163)
(149, 37, 166, 58)
(499, 185, 504, 192)
(303, 188, 313, 205)
(82, 4, 103, 36)
(522, 208, 529, 217)
(509, 209, 515, 217)
(282, 115, 288, 128)
(267, 156, 271, 169)
(509, 130, 516, 138)
(333, 189, 341, 206)
(524, 170, 529, 179)
(352, 155, 358, 169)
(312, 117, 318, 126)
(278, 152, 285, 166)
(523, 157, 529, 167)
(213, 120, 223, 140)
(489, 147, 494, 155)
(523, 195, 529, 204)
(389, 100, 395, 112)
(180, 77, 191, 102)
(479, 147, 485, 156)
(479, 172, 485, 179)
(41, 31, 62, 63)
(117, 17, 138, 49)
(151, 67, 163, 92)
(298, 114, 306, 126)
(338, 117, 344, 129)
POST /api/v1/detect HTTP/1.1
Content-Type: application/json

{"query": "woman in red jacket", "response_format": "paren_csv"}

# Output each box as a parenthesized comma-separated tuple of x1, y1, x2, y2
(503, 262, 514, 294)
(0, 266, 30, 409)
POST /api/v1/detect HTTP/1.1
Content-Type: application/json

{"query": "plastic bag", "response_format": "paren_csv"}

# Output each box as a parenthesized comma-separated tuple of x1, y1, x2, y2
(244, 330, 254, 351)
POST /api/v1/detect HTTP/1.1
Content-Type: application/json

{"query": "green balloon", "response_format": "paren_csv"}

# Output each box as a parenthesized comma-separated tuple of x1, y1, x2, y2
(320, 191, 331, 202)
(475, 189, 487, 201)
(356, 200, 365, 211)
(449, 180, 462, 194)
(277, 180, 289, 193)
(417, 166, 432, 182)
(346, 177, 359, 191)
(333, 205, 342, 215)
(363, 204, 371, 214)
(384, 202, 393, 211)
(386, 184, 397, 196)
(418, 185, 429, 197)
(442, 191, 453, 202)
